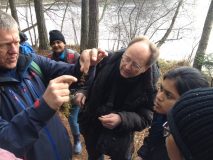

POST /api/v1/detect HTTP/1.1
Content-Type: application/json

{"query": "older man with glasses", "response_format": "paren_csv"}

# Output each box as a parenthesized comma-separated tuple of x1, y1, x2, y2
(78, 36, 160, 160)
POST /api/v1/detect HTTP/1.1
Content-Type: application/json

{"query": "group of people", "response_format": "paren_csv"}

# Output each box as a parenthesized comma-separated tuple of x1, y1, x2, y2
(0, 10, 213, 160)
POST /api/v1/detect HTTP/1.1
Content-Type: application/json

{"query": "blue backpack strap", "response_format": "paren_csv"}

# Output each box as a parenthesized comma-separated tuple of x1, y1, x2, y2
(29, 61, 47, 91)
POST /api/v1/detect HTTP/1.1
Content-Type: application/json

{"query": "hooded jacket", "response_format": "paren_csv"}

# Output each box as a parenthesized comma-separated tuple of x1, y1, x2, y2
(0, 54, 82, 160)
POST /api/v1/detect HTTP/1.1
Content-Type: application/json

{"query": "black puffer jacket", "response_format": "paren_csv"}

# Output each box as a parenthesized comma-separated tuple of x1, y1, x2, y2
(79, 49, 160, 159)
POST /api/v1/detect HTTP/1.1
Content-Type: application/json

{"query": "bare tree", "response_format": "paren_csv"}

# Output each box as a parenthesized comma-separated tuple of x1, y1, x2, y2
(88, 0, 99, 48)
(102, 0, 192, 50)
(157, 0, 183, 47)
(28, 0, 38, 48)
(34, 0, 48, 50)
(193, 0, 213, 70)
(8, 0, 19, 26)
(18, 0, 38, 48)
(61, 1, 69, 32)
(72, 18, 79, 45)
(80, 0, 89, 51)
(99, 0, 109, 23)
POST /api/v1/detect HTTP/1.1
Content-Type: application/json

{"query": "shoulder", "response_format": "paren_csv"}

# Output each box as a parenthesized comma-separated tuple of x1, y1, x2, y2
(66, 48, 80, 56)
(150, 63, 160, 84)
(103, 48, 125, 64)
(65, 48, 80, 63)
(47, 51, 53, 59)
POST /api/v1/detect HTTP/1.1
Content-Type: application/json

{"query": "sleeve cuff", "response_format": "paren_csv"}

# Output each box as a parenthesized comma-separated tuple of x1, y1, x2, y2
(32, 98, 56, 122)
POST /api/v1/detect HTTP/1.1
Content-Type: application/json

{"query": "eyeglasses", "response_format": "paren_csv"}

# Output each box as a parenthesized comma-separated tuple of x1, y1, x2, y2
(163, 121, 171, 137)
(121, 53, 142, 71)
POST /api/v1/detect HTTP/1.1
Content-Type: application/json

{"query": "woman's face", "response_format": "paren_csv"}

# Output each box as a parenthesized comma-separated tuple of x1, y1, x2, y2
(166, 134, 184, 160)
(50, 40, 65, 54)
(154, 78, 180, 114)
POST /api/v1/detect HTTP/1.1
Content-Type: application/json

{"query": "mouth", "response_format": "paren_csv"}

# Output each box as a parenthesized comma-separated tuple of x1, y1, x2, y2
(154, 101, 161, 111)
(122, 68, 131, 76)
(8, 55, 18, 63)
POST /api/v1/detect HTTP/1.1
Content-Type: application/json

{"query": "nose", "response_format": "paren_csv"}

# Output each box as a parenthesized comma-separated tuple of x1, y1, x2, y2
(52, 43, 58, 47)
(156, 90, 164, 101)
(51, 42, 59, 47)
(125, 62, 132, 70)
(8, 43, 19, 53)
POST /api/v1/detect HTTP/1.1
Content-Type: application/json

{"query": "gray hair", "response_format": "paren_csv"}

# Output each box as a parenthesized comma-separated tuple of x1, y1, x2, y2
(128, 36, 160, 66)
(0, 10, 19, 30)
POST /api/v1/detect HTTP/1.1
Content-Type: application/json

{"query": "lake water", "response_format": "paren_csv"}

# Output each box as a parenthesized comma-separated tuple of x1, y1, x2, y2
(5, 0, 213, 61)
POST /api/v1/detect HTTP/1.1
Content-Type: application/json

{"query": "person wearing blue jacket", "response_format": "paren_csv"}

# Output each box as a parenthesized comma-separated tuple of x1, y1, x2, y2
(19, 32, 35, 56)
(48, 29, 91, 154)
(0, 11, 107, 160)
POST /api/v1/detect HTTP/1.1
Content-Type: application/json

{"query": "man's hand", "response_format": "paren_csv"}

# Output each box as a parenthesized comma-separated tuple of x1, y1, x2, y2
(80, 48, 108, 73)
(72, 92, 86, 108)
(43, 75, 77, 111)
(135, 156, 144, 160)
(98, 113, 121, 129)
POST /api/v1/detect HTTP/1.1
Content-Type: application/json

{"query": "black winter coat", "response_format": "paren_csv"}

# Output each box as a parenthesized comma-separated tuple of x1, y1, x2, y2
(79, 49, 160, 159)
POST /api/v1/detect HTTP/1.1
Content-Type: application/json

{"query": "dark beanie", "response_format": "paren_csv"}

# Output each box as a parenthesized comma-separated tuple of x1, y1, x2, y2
(49, 30, 66, 45)
(167, 87, 213, 160)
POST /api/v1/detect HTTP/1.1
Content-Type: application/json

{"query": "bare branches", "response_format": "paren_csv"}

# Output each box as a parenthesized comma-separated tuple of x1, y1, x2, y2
(157, 0, 183, 47)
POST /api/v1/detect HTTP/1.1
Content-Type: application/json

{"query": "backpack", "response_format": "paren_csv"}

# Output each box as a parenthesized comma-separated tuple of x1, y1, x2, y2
(30, 61, 43, 78)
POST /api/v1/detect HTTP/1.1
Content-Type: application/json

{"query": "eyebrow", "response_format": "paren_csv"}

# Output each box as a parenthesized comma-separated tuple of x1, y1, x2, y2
(124, 53, 144, 67)
(161, 84, 175, 98)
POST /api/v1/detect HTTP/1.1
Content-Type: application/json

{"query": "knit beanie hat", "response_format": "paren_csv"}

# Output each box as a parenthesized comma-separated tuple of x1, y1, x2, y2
(167, 87, 213, 160)
(49, 30, 66, 45)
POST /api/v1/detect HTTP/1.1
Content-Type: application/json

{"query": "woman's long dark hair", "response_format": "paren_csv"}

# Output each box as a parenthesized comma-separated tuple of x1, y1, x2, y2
(163, 66, 209, 95)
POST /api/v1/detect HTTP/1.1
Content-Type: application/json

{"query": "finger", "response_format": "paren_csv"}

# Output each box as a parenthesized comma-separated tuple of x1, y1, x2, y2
(98, 117, 112, 123)
(80, 49, 91, 73)
(100, 114, 113, 118)
(56, 88, 70, 97)
(97, 49, 108, 60)
(91, 48, 98, 61)
(51, 75, 77, 85)
(48, 82, 70, 91)
(102, 123, 113, 129)
(58, 96, 71, 104)
(82, 96, 86, 105)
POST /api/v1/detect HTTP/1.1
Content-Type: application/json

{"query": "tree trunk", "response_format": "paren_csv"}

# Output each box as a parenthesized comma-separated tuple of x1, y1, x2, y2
(34, 0, 48, 50)
(61, 2, 69, 32)
(88, 0, 99, 48)
(193, 0, 213, 70)
(8, 0, 19, 26)
(72, 18, 79, 45)
(80, 0, 89, 52)
(157, 0, 183, 48)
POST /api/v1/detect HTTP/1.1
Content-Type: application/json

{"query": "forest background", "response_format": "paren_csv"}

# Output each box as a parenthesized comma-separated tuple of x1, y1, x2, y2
(1, 0, 212, 66)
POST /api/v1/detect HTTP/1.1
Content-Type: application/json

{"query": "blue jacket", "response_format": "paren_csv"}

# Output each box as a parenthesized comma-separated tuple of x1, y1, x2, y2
(19, 42, 35, 56)
(0, 54, 82, 160)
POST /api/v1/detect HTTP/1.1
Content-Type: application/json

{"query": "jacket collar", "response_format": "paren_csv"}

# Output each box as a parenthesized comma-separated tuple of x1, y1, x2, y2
(0, 54, 33, 84)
